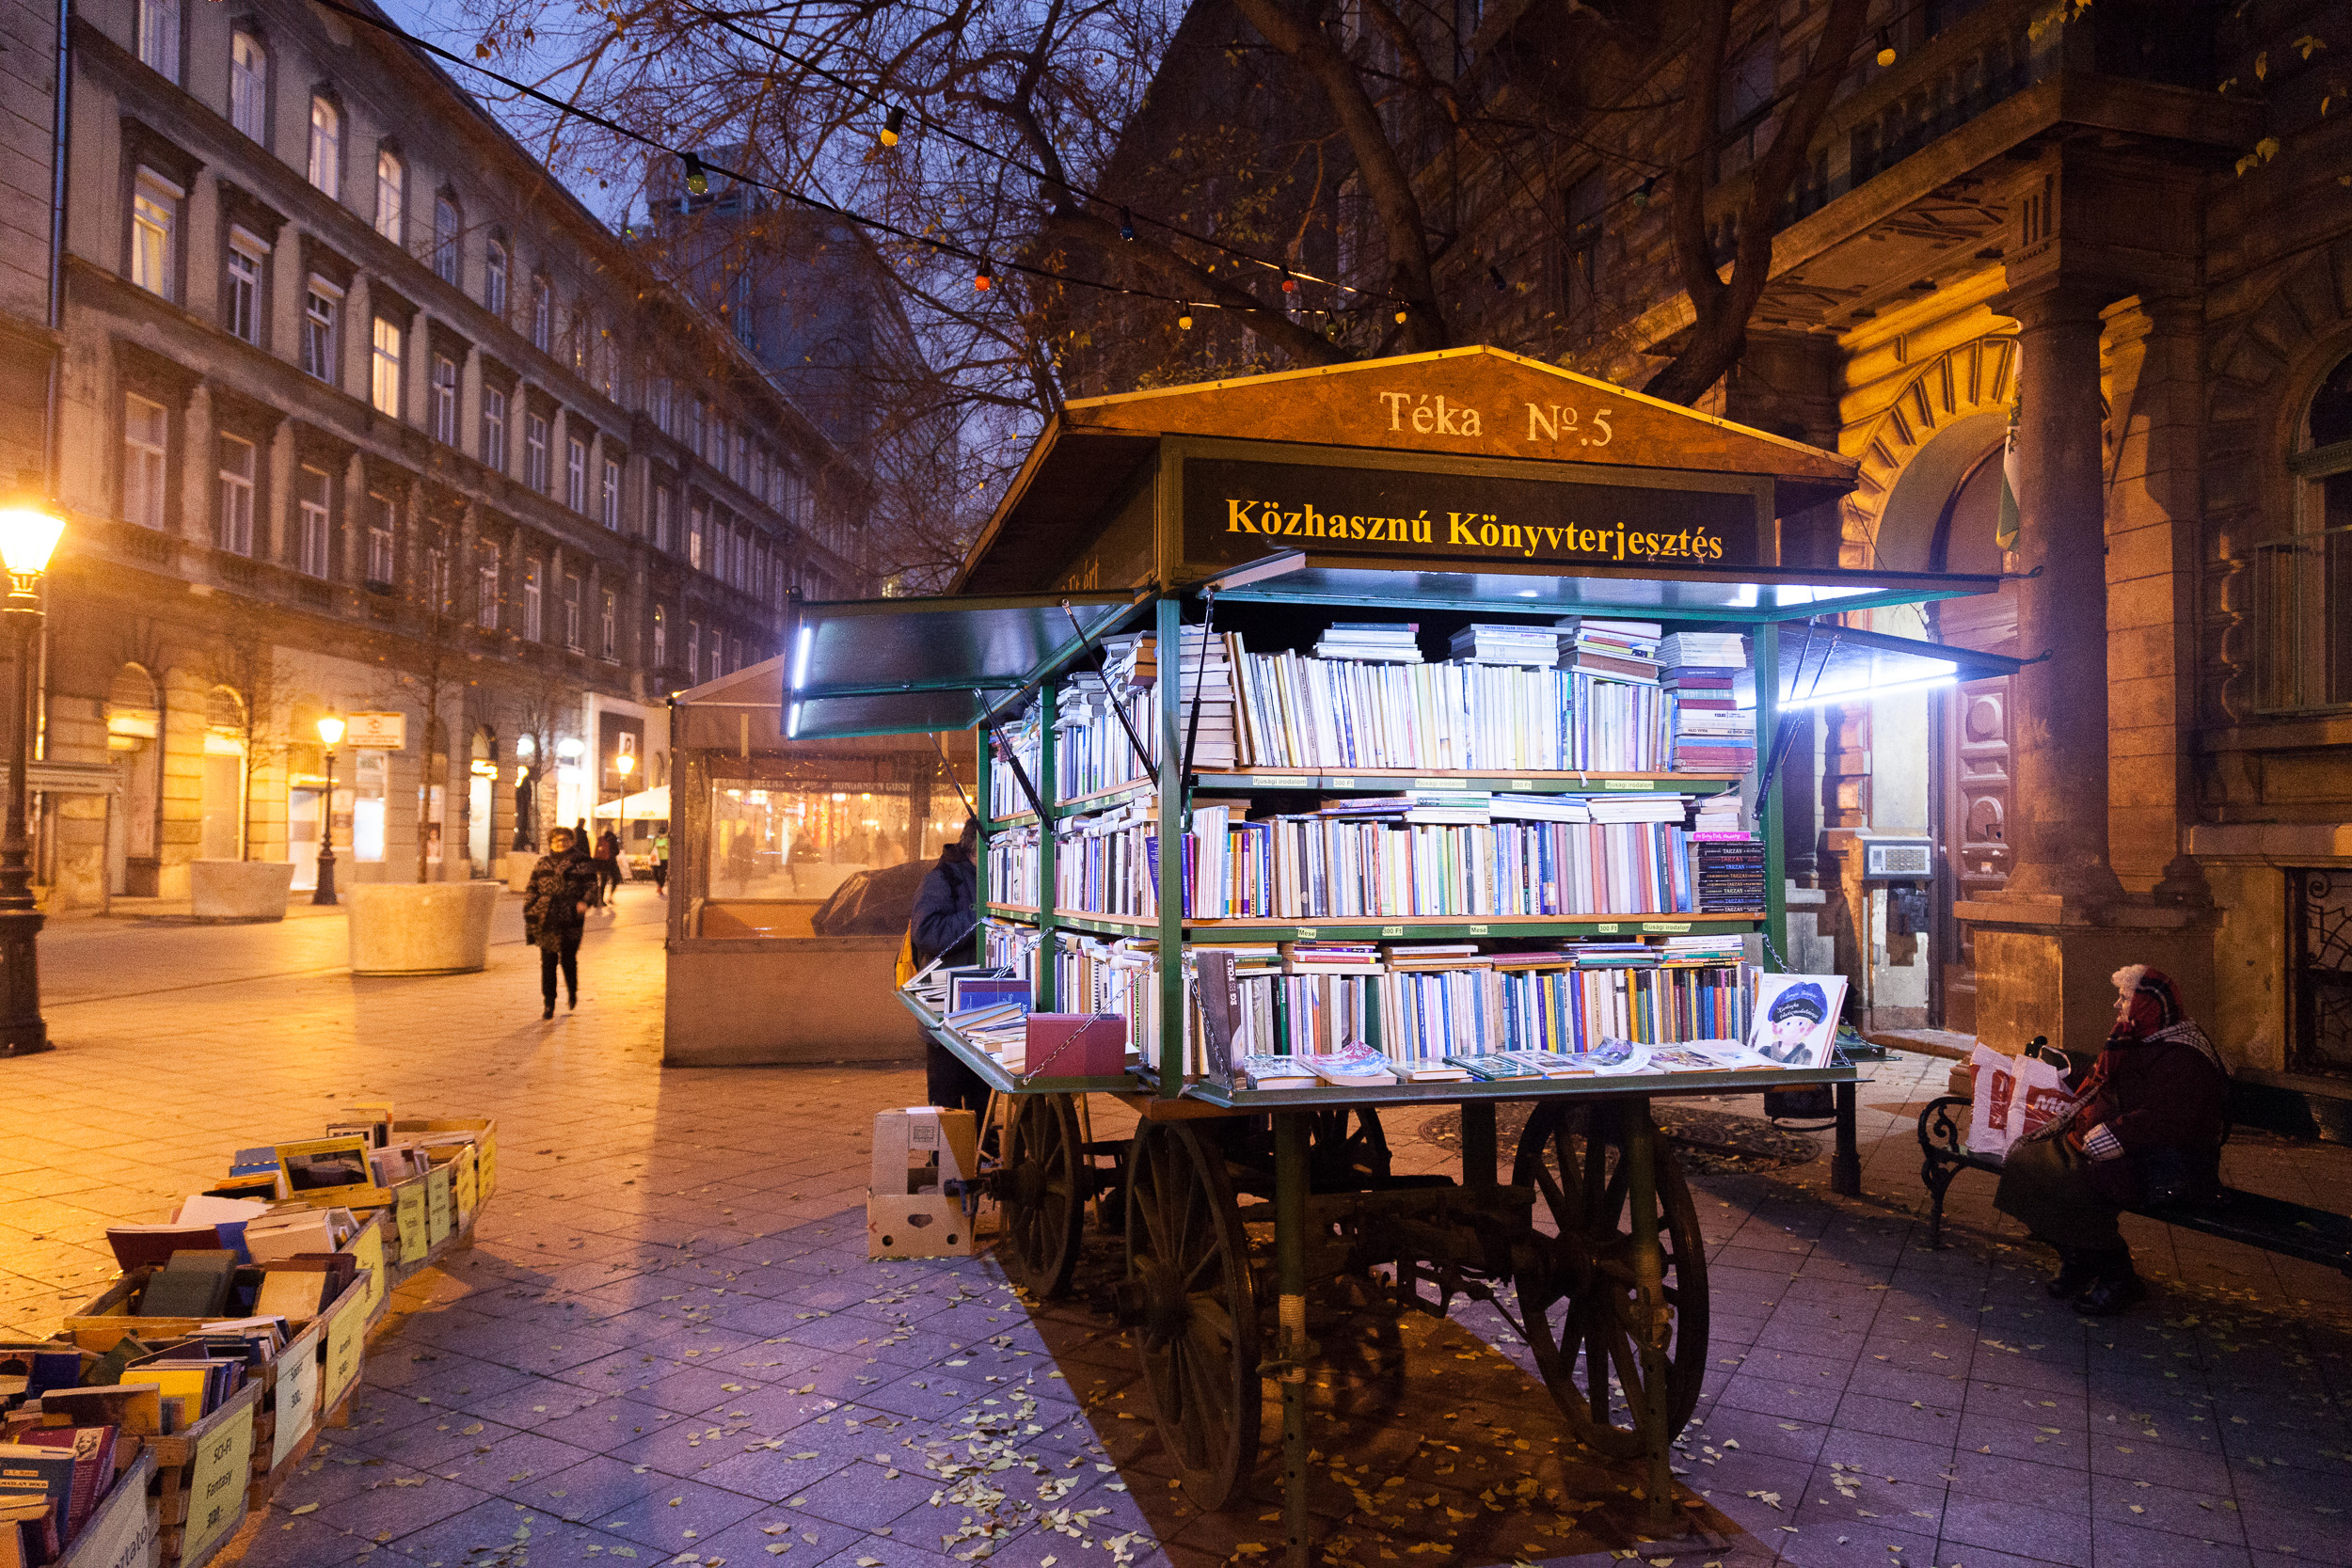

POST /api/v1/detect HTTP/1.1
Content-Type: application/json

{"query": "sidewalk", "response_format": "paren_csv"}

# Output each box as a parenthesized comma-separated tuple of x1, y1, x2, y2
(0, 902, 2344, 1568)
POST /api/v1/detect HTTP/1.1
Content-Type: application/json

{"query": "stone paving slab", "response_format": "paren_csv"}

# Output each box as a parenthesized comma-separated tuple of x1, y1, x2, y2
(0, 889, 2347, 1568)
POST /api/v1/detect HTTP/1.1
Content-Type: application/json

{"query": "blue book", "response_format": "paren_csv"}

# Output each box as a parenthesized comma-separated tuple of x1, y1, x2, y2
(0, 1441, 76, 1556)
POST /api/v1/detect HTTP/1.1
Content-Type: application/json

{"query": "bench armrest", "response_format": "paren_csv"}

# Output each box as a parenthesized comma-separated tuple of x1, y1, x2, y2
(1917, 1095, 1975, 1161)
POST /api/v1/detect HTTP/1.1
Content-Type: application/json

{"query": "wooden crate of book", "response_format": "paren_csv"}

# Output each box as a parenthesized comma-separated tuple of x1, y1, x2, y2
(61, 1267, 262, 1354)
(341, 1211, 392, 1329)
(313, 1271, 371, 1431)
(241, 1310, 325, 1511)
(391, 1118, 496, 1206)
(149, 1379, 259, 1568)
(54, 1448, 157, 1568)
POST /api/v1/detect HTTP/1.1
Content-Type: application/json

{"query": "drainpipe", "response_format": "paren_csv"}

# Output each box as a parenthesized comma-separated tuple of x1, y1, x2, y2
(43, 0, 70, 478)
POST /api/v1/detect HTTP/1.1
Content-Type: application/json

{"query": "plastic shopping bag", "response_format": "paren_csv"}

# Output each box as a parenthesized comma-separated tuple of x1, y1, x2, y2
(1965, 1043, 2074, 1161)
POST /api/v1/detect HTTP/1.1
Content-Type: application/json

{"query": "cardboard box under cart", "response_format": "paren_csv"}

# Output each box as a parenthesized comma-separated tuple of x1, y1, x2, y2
(868, 1107, 980, 1259)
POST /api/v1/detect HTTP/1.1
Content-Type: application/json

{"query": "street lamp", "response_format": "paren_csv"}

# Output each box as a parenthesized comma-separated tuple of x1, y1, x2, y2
(0, 504, 62, 1058)
(313, 710, 345, 906)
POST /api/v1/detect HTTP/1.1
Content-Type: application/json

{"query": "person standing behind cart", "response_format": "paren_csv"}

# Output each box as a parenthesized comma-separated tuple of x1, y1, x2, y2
(911, 817, 989, 1115)
(524, 828, 601, 1019)
(651, 827, 670, 895)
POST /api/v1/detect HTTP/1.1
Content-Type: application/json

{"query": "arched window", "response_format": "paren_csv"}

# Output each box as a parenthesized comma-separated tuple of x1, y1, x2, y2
(230, 31, 267, 141)
(2265, 351, 2352, 711)
(374, 147, 405, 243)
(433, 193, 462, 283)
(308, 94, 341, 198)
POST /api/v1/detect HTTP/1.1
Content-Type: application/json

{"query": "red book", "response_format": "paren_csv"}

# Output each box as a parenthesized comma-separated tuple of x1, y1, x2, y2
(18, 1427, 115, 1544)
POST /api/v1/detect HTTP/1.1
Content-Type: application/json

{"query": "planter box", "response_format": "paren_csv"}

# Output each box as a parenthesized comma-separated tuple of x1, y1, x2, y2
(505, 857, 536, 892)
(345, 881, 499, 975)
(188, 861, 294, 923)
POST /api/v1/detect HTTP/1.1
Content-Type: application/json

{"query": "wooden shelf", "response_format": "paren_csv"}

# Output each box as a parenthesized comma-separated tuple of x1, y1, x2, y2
(983, 905, 1762, 941)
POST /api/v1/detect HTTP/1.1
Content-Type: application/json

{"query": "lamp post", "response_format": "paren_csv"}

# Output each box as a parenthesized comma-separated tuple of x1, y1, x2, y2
(313, 710, 344, 906)
(0, 504, 63, 1058)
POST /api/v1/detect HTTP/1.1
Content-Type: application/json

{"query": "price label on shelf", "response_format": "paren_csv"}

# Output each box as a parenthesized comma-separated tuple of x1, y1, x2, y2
(1468, 924, 1489, 936)
(1510, 780, 1534, 790)
(1381, 926, 1404, 937)
(1295, 926, 1317, 939)
(1592, 923, 1621, 934)
(1642, 921, 1692, 933)
(1603, 779, 1653, 790)
(1413, 779, 1452, 789)
(1332, 777, 1356, 788)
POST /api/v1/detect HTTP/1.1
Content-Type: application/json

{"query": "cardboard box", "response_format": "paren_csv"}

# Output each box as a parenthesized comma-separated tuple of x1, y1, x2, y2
(867, 1108, 979, 1259)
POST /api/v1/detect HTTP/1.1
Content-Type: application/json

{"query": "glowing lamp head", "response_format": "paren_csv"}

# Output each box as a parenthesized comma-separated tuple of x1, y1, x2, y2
(682, 153, 709, 198)
(316, 711, 346, 748)
(1875, 30, 1897, 67)
(615, 752, 636, 777)
(1177, 313, 1193, 331)
(880, 106, 904, 147)
(0, 505, 65, 579)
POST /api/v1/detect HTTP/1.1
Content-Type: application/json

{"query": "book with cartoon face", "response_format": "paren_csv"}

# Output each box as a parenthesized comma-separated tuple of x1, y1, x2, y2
(1747, 974, 1849, 1069)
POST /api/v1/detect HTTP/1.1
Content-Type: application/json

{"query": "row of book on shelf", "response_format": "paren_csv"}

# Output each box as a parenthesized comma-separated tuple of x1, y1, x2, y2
(0, 1106, 492, 1567)
(986, 789, 1759, 920)
(915, 922, 1851, 1092)
(987, 619, 1757, 816)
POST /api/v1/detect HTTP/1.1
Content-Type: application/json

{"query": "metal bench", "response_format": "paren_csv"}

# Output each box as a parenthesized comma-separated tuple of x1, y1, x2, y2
(1915, 1037, 2352, 1276)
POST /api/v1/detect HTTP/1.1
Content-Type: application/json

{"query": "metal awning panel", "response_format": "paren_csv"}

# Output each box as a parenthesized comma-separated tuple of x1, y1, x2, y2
(1739, 623, 2033, 709)
(1207, 557, 2002, 622)
(785, 592, 1144, 739)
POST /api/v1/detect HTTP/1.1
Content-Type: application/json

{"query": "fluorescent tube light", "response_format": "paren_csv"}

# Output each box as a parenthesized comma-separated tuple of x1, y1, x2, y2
(790, 624, 814, 689)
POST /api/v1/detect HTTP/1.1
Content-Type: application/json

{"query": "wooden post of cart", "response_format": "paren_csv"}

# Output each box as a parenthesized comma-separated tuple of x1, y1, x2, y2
(784, 349, 2026, 1563)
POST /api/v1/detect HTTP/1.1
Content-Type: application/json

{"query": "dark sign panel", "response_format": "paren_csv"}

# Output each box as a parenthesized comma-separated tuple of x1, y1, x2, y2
(1181, 457, 1766, 573)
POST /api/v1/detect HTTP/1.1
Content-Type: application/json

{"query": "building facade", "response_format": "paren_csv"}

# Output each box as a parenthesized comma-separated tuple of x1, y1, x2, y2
(1083, 0, 2352, 1081)
(24, 0, 867, 908)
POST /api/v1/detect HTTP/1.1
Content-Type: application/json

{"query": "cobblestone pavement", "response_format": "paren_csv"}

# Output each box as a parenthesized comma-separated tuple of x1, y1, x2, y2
(0, 889, 2346, 1568)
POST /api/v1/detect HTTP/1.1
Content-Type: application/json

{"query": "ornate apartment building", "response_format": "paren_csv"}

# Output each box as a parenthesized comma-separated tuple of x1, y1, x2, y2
(14, 0, 868, 908)
(1073, 0, 2352, 1083)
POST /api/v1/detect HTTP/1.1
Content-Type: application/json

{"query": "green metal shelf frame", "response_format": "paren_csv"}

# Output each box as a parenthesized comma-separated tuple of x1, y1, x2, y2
(984, 904, 1763, 941)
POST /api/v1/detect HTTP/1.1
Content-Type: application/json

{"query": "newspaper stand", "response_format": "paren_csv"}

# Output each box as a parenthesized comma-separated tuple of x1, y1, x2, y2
(790, 349, 2018, 1556)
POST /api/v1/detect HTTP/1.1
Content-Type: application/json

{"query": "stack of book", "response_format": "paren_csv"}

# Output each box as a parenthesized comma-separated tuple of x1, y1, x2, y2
(1448, 624, 1559, 666)
(986, 708, 1045, 818)
(1658, 632, 1755, 772)
(1312, 623, 1422, 661)
(1692, 832, 1767, 912)
(1694, 790, 1743, 834)
(1116, 628, 1247, 770)
(1557, 618, 1662, 683)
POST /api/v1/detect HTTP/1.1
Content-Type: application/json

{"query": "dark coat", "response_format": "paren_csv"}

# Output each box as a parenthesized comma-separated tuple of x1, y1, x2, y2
(2071, 1032, 2229, 1207)
(523, 852, 600, 951)
(910, 847, 977, 968)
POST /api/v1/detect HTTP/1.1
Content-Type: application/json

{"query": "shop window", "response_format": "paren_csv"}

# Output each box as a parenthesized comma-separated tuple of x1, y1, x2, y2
(2260, 349, 2352, 710)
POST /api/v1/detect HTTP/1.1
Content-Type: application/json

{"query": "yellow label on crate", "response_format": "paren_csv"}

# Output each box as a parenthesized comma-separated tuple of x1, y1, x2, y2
(425, 1167, 453, 1244)
(182, 1400, 255, 1566)
(454, 1152, 479, 1226)
(272, 1325, 321, 1469)
(395, 1181, 428, 1261)
(347, 1220, 388, 1319)
(324, 1291, 366, 1409)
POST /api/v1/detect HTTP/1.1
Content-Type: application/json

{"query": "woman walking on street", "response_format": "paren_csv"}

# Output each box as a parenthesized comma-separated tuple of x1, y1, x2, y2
(525, 827, 600, 1019)
(595, 827, 623, 908)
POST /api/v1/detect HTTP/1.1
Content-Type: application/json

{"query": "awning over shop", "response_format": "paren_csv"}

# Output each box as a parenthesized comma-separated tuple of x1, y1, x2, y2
(1737, 622, 2035, 709)
(592, 785, 671, 820)
(783, 592, 1143, 741)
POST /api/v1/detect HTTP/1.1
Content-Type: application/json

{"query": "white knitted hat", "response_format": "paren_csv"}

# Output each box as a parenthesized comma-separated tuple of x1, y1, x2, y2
(2112, 963, 2149, 997)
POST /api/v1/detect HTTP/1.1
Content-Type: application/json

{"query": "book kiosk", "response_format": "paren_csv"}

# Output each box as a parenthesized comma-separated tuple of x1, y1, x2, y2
(780, 348, 2027, 1554)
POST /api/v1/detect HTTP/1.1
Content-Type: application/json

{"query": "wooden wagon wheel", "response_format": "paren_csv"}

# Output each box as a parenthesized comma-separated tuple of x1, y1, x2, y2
(1509, 1101, 1709, 1458)
(1306, 1106, 1394, 1189)
(1122, 1119, 1262, 1511)
(1000, 1093, 1087, 1298)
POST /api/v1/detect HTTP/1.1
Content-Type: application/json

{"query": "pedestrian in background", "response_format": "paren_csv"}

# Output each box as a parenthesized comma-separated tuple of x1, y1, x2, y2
(596, 826, 623, 907)
(573, 818, 605, 910)
(911, 816, 988, 1115)
(652, 828, 670, 895)
(525, 827, 600, 1019)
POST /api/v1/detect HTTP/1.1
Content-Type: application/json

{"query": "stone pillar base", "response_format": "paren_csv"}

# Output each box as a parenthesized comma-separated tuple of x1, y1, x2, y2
(1954, 897, 2212, 1058)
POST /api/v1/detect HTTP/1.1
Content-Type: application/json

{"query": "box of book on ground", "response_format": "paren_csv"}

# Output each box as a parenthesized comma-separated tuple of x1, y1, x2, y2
(147, 1378, 258, 1568)
(389, 1117, 496, 1206)
(0, 1423, 156, 1568)
(867, 1108, 979, 1260)
(71, 1204, 364, 1353)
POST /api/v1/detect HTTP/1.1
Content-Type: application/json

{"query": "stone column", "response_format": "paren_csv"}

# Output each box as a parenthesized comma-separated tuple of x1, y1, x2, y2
(1997, 281, 2123, 906)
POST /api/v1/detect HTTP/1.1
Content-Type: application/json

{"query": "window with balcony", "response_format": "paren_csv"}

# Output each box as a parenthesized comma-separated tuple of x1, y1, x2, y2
(564, 574, 581, 650)
(2261, 349, 2352, 711)
(601, 458, 621, 530)
(370, 316, 403, 417)
(308, 96, 341, 199)
(523, 411, 549, 491)
(130, 168, 180, 301)
(374, 149, 405, 243)
(302, 277, 340, 381)
(652, 604, 667, 668)
(367, 496, 396, 586)
(475, 540, 501, 629)
(137, 0, 180, 83)
(217, 434, 256, 555)
(483, 386, 508, 471)
(298, 466, 331, 578)
(600, 589, 616, 660)
(565, 436, 588, 512)
(522, 560, 543, 640)
(123, 394, 167, 530)
(224, 229, 266, 344)
(485, 240, 508, 318)
(230, 32, 267, 141)
(531, 277, 552, 351)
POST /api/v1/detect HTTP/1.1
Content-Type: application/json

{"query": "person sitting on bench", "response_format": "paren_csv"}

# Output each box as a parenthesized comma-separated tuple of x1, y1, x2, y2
(1994, 965, 2229, 1315)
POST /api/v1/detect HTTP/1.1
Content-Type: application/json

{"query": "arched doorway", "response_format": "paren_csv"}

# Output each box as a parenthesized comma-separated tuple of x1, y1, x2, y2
(200, 686, 249, 862)
(106, 664, 163, 896)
